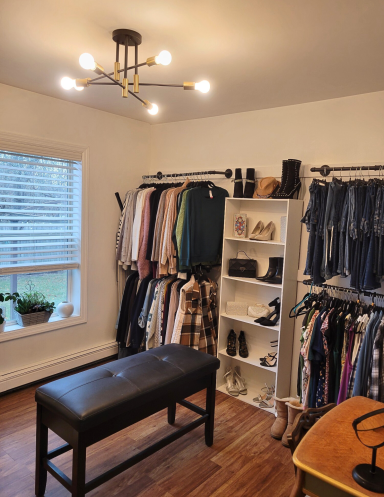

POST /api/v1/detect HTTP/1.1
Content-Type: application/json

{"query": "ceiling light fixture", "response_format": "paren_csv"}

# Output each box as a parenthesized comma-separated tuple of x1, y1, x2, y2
(60, 28, 210, 116)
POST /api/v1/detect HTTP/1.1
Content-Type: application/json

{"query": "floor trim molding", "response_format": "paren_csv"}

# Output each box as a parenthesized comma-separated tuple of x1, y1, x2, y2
(0, 341, 118, 393)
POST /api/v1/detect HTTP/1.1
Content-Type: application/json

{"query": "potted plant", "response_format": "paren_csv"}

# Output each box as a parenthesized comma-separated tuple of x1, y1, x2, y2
(0, 292, 19, 332)
(14, 291, 55, 327)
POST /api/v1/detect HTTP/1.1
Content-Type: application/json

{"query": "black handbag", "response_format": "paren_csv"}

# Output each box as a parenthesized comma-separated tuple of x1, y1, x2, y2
(228, 251, 257, 278)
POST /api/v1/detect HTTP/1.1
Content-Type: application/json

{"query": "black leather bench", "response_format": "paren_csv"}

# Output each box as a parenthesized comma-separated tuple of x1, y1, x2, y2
(35, 344, 220, 496)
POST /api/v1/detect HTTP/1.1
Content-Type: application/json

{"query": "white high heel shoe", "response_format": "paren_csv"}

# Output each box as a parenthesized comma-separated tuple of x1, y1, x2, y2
(254, 221, 275, 241)
(224, 368, 239, 396)
(249, 221, 264, 240)
(234, 366, 247, 395)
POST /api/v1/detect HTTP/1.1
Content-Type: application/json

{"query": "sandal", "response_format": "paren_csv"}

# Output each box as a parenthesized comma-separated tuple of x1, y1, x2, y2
(234, 366, 247, 395)
(253, 384, 274, 403)
(224, 368, 239, 396)
(259, 397, 275, 409)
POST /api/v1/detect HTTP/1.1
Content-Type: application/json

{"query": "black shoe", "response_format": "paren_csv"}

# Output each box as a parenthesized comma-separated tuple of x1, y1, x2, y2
(272, 159, 302, 199)
(233, 168, 244, 198)
(264, 257, 283, 284)
(238, 331, 249, 358)
(256, 257, 278, 281)
(226, 329, 237, 356)
(255, 298, 280, 326)
(244, 168, 256, 198)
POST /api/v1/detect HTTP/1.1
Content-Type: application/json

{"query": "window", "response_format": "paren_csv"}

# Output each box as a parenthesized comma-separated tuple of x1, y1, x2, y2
(0, 148, 85, 334)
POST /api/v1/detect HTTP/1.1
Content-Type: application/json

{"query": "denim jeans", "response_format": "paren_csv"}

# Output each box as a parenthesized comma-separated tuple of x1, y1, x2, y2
(321, 182, 336, 280)
(351, 185, 366, 289)
(312, 184, 328, 284)
(338, 185, 350, 277)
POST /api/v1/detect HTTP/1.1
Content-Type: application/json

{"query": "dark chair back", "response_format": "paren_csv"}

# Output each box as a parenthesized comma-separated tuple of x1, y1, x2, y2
(287, 403, 337, 459)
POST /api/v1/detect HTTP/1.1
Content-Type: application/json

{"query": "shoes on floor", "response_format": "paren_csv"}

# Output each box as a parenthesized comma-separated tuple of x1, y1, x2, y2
(249, 220, 264, 240)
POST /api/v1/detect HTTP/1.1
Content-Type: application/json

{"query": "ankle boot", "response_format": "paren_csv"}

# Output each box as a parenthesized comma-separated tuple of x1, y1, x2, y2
(264, 257, 283, 284)
(272, 159, 302, 199)
(270, 396, 296, 440)
(282, 399, 304, 447)
(256, 257, 278, 280)
(243, 168, 256, 198)
(233, 168, 244, 198)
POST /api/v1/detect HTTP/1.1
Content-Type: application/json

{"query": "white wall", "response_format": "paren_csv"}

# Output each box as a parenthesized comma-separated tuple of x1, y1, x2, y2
(0, 83, 150, 390)
(150, 90, 384, 396)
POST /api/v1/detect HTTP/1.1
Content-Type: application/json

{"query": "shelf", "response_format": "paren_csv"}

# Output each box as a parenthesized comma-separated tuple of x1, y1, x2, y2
(226, 198, 289, 203)
(218, 349, 277, 373)
(220, 312, 280, 331)
(225, 237, 285, 246)
(222, 275, 282, 289)
(217, 384, 275, 413)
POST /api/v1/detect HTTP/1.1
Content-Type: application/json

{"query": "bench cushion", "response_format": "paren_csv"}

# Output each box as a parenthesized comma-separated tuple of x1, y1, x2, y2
(35, 344, 220, 431)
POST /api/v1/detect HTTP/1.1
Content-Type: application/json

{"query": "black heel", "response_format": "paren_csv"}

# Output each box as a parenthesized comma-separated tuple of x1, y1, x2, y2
(254, 298, 280, 326)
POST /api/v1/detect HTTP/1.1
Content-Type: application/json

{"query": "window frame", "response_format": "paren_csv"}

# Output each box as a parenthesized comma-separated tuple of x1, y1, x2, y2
(0, 131, 88, 342)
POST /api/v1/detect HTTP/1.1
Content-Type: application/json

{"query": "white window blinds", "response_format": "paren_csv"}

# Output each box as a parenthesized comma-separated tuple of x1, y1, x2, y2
(0, 150, 82, 275)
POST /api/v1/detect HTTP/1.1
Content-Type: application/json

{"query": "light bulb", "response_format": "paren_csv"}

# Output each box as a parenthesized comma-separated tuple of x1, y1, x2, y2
(155, 50, 172, 66)
(195, 80, 210, 93)
(79, 53, 96, 70)
(61, 77, 75, 90)
(147, 103, 159, 115)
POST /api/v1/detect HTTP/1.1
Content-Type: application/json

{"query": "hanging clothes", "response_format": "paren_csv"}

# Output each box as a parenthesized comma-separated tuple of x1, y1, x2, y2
(302, 178, 384, 291)
(295, 286, 384, 407)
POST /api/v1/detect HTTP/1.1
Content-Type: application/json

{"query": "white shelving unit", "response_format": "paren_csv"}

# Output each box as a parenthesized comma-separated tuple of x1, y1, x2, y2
(217, 198, 303, 413)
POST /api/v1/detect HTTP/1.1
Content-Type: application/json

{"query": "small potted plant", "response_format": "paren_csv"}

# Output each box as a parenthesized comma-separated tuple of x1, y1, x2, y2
(0, 292, 19, 332)
(14, 291, 55, 327)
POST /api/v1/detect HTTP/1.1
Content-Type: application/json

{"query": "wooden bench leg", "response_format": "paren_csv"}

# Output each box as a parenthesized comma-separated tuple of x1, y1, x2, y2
(168, 403, 176, 425)
(205, 372, 216, 447)
(35, 404, 48, 496)
(72, 434, 86, 497)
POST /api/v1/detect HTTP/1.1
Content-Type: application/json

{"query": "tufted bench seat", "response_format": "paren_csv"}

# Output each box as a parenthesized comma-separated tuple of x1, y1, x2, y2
(35, 344, 220, 497)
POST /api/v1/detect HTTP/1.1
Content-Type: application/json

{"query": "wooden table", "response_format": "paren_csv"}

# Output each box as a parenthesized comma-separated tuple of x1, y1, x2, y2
(291, 397, 384, 497)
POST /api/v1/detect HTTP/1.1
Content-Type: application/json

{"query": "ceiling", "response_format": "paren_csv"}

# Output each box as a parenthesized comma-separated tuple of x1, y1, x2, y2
(1, 0, 384, 124)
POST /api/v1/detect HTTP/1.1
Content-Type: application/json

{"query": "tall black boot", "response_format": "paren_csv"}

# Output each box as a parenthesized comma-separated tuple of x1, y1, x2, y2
(265, 257, 284, 284)
(244, 168, 256, 198)
(256, 257, 278, 280)
(272, 159, 301, 199)
(233, 168, 244, 198)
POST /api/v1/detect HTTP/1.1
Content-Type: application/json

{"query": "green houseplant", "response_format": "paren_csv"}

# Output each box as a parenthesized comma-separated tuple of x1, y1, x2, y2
(0, 292, 19, 332)
(14, 291, 55, 327)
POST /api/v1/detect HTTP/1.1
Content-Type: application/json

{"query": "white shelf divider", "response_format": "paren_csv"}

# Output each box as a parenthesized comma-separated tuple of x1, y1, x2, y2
(217, 197, 303, 413)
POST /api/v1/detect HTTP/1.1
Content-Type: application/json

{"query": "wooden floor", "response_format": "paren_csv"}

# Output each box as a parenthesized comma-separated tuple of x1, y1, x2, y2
(0, 365, 295, 497)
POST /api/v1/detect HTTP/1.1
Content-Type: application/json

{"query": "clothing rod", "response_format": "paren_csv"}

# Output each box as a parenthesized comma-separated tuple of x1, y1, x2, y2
(310, 164, 384, 177)
(301, 279, 384, 298)
(142, 169, 233, 180)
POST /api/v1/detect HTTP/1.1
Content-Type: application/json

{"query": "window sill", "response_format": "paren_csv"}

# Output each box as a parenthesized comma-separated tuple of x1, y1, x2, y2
(0, 314, 86, 342)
